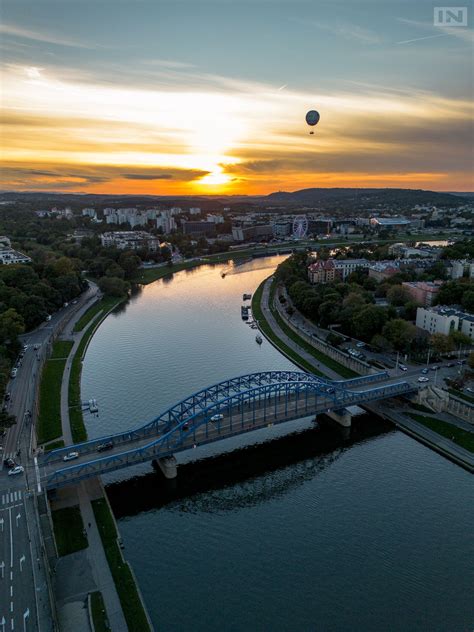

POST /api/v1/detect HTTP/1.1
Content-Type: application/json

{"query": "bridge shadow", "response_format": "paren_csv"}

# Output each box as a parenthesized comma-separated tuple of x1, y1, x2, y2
(107, 413, 394, 520)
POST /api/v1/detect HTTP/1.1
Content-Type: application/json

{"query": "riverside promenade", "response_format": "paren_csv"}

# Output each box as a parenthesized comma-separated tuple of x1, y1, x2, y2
(51, 292, 130, 632)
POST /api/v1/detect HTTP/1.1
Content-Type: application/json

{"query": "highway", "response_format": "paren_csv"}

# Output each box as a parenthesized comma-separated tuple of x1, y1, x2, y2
(0, 284, 98, 632)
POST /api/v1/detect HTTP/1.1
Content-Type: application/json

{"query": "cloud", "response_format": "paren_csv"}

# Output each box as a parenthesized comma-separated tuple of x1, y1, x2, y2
(122, 173, 174, 180)
(293, 18, 382, 45)
(0, 22, 102, 49)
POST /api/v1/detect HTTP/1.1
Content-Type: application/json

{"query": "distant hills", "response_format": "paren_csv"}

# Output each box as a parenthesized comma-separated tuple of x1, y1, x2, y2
(0, 187, 471, 210)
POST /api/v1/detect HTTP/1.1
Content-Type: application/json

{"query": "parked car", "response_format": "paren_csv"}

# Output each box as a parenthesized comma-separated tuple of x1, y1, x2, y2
(4, 391, 10, 401)
(421, 368, 429, 374)
(399, 365, 408, 371)
(4, 457, 15, 469)
(97, 442, 113, 452)
(8, 465, 24, 476)
(430, 365, 439, 371)
(355, 342, 365, 348)
(210, 414, 224, 422)
(446, 363, 455, 368)
(418, 377, 430, 383)
(63, 451, 79, 462)
(10, 368, 17, 379)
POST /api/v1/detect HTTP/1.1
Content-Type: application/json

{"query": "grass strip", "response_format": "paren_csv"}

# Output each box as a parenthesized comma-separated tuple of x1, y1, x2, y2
(252, 281, 326, 377)
(68, 323, 96, 443)
(448, 388, 474, 404)
(267, 281, 359, 379)
(50, 340, 74, 359)
(92, 498, 150, 632)
(409, 413, 474, 453)
(90, 591, 110, 632)
(73, 296, 122, 332)
(44, 439, 65, 452)
(51, 505, 88, 556)
(37, 358, 66, 444)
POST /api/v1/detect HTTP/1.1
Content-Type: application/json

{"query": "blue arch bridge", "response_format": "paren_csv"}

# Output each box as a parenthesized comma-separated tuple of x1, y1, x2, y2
(40, 370, 417, 490)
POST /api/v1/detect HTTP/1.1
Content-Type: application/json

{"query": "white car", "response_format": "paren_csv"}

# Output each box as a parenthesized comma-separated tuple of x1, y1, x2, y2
(210, 413, 224, 422)
(399, 365, 408, 371)
(356, 342, 365, 348)
(418, 377, 430, 383)
(8, 465, 24, 476)
(63, 452, 79, 462)
(10, 368, 17, 378)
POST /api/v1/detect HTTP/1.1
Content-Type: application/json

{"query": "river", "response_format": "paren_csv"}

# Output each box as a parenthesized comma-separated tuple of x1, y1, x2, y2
(82, 256, 473, 632)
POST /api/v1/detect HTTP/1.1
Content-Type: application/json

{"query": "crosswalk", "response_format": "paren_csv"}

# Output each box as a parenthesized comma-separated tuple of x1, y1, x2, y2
(1, 490, 22, 506)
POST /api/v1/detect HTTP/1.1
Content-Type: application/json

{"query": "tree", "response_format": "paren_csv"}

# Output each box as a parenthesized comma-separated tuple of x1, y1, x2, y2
(0, 308, 25, 344)
(449, 331, 472, 351)
(430, 333, 454, 355)
(118, 253, 141, 279)
(353, 305, 387, 341)
(382, 318, 416, 351)
(461, 290, 474, 313)
(98, 276, 130, 297)
(387, 285, 412, 307)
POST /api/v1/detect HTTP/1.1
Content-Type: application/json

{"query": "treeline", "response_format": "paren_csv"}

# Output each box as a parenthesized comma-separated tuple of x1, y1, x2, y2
(274, 253, 473, 356)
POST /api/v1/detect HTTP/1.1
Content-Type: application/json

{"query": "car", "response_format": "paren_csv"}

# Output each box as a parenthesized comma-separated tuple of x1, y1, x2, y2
(457, 360, 465, 365)
(430, 365, 439, 371)
(45, 315, 52, 322)
(210, 413, 224, 422)
(421, 368, 429, 374)
(399, 365, 408, 371)
(466, 387, 474, 394)
(4, 457, 15, 469)
(97, 442, 113, 452)
(63, 302, 69, 307)
(72, 300, 78, 305)
(34, 344, 40, 350)
(8, 465, 24, 476)
(4, 391, 10, 401)
(10, 368, 17, 378)
(63, 451, 79, 462)
(446, 363, 455, 368)
(182, 422, 190, 430)
(418, 377, 430, 383)
(356, 342, 365, 348)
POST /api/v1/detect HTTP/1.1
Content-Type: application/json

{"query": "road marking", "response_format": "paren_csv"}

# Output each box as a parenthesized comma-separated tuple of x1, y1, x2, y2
(19, 555, 25, 572)
(13, 493, 17, 503)
(9, 494, 14, 504)
(1, 495, 4, 505)
(10, 602, 13, 612)
(8, 508, 13, 568)
(11, 618, 14, 631)
(17, 492, 21, 501)
(0, 517, 3, 532)
(10, 585, 12, 596)
(0, 560, 4, 578)
(33, 458, 41, 494)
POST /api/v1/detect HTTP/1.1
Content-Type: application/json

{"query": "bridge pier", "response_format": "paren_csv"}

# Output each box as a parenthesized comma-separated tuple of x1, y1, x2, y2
(326, 409, 352, 428)
(156, 455, 178, 479)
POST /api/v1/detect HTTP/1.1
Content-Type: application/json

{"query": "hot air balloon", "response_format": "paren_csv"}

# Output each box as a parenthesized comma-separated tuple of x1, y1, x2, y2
(305, 110, 320, 134)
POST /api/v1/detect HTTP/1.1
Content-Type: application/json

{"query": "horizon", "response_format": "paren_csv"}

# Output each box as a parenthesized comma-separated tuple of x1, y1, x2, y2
(1, 0, 473, 194)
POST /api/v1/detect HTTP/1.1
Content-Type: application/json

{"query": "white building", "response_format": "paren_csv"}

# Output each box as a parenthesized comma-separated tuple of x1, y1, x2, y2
(189, 207, 201, 215)
(333, 258, 370, 280)
(100, 231, 161, 251)
(156, 210, 177, 233)
(416, 306, 474, 341)
(0, 236, 31, 265)
(451, 260, 474, 279)
(82, 208, 96, 218)
(206, 214, 224, 224)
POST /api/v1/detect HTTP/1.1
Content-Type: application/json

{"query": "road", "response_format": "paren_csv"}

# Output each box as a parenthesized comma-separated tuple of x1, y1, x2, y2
(0, 283, 99, 632)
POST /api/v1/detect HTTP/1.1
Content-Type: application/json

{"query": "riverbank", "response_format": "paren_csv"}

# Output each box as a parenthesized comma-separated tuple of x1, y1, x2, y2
(253, 274, 474, 472)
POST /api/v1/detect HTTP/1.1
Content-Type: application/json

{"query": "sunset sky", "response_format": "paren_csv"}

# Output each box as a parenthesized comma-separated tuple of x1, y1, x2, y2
(1, 0, 473, 194)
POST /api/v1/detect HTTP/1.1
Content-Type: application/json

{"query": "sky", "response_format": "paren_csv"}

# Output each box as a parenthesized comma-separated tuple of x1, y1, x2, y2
(1, 0, 473, 194)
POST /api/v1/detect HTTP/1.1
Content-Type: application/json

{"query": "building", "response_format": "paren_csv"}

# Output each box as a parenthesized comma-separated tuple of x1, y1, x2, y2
(156, 210, 177, 234)
(402, 281, 443, 307)
(308, 258, 369, 283)
(333, 258, 370, 280)
(308, 218, 334, 235)
(416, 306, 474, 341)
(182, 221, 216, 237)
(0, 236, 31, 265)
(189, 207, 201, 215)
(368, 262, 401, 282)
(232, 224, 273, 242)
(100, 231, 161, 251)
(272, 220, 292, 238)
(308, 259, 336, 284)
(451, 260, 474, 279)
(370, 217, 412, 230)
(206, 214, 225, 224)
(82, 208, 96, 218)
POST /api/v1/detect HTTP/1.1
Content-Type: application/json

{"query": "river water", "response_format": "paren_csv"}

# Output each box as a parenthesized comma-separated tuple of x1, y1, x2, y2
(82, 256, 473, 632)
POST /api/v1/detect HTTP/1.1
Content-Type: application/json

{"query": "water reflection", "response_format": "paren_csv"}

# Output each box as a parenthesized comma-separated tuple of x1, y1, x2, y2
(107, 415, 393, 519)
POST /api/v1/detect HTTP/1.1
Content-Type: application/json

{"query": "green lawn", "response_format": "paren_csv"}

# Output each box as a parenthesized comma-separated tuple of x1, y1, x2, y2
(37, 358, 66, 444)
(51, 506, 88, 556)
(44, 439, 65, 451)
(68, 321, 98, 443)
(73, 296, 123, 332)
(409, 413, 474, 453)
(92, 498, 151, 632)
(90, 592, 110, 632)
(50, 340, 74, 359)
